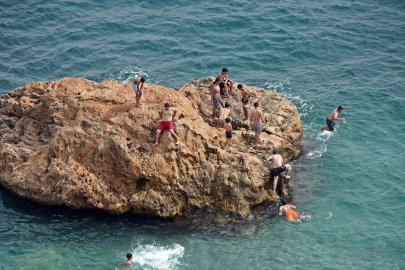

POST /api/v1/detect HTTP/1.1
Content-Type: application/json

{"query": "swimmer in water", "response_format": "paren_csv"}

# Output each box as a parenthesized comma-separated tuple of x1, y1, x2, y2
(279, 201, 305, 223)
(125, 253, 133, 264)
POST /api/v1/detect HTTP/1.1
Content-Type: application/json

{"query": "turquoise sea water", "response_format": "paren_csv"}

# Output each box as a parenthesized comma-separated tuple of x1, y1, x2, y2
(1, 0, 405, 269)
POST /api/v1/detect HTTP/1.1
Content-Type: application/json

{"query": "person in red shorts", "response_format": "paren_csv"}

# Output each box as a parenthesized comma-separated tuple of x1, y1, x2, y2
(152, 103, 180, 146)
(279, 201, 305, 223)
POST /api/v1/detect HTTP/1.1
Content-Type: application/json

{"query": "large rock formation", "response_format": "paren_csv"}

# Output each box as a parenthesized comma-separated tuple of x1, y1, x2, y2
(0, 77, 302, 219)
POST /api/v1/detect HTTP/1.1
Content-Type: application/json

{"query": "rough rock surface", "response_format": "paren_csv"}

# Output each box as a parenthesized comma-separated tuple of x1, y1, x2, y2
(0, 77, 302, 219)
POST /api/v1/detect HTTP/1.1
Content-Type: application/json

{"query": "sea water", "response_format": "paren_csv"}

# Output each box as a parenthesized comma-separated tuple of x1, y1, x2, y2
(0, 0, 404, 269)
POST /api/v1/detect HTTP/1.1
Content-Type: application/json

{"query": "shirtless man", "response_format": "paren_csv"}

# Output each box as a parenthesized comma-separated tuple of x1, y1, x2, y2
(211, 78, 225, 120)
(152, 103, 180, 146)
(321, 106, 351, 132)
(223, 118, 233, 150)
(265, 149, 291, 196)
(215, 103, 231, 127)
(125, 253, 133, 264)
(132, 77, 146, 107)
(250, 102, 267, 147)
(279, 201, 305, 223)
(237, 84, 251, 121)
(216, 68, 236, 98)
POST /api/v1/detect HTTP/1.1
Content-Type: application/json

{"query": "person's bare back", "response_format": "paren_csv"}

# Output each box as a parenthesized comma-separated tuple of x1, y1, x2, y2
(218, 107, 231, 120)
(267, 154, 283, 168)
(251, 108, 264, 123)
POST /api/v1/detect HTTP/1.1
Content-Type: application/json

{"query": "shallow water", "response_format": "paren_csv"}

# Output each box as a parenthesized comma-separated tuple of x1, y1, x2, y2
(1, 0, 405, 269)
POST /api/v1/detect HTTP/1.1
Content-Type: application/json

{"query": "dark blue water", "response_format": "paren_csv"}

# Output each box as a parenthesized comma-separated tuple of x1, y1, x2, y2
(1, 0, 405, 269)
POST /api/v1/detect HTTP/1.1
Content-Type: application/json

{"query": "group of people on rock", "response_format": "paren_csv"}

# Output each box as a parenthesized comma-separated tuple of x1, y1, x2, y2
(129, 68, 351, 225)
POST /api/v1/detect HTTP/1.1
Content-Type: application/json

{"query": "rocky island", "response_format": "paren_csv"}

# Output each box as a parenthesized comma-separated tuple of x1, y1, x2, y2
(0, 77, 302, 220)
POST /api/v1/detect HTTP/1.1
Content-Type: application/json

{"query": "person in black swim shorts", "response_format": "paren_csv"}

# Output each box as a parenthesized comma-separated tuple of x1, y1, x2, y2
(265, 149, 291, 196)
(224, 118, 233, 150)
(321, 106, 351, 132)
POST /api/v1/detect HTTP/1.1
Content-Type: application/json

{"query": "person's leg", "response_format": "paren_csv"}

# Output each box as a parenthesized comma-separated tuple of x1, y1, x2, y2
(139, 91, 143, 105)
(226, 138, 230, 149)
(169, 129, 180, 145)
(223, 84, 231, 98)
(229, 81, 235, 94)
(287, 218, 302, 223)
(152, 130, 161, 146)
(220, 101, 225, 108)
(213, 106, 218, 120)
(273, 176, 279, 195)
(135, 92, 140, 107)
(285, 164, 291, 179)
(243, 107, 249, 121)
(255, 132, 262, 147)
(321, 125, 333, 132)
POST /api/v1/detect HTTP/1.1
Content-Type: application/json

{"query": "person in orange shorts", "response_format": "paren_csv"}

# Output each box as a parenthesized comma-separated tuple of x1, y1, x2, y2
(279, 201, 305, 223)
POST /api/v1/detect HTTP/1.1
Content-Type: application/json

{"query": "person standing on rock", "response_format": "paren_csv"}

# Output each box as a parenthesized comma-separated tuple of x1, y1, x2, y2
(320, 106, 351, 132)
(279, 201, 305, 223)
(250, 102, 267, 147)
(265, 149, 291, 196)
(132, 77, 146, 108)
(152, 103, 180, 146)
(223, 118, 233, 150)
(237, 84, 251, 121)
(211, 78, 225, 120)
(215, 102, 231, 127)
(216, 67, 236, 98)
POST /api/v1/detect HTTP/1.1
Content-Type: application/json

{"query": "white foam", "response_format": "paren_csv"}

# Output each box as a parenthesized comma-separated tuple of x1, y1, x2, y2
(306, 131, 335, 159)
(129, 243, 185, 270)
(103, 66, 152, 84)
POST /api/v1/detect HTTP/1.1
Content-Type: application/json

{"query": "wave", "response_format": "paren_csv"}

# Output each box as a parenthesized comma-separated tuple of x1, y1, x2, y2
(97, 66, 153, 84)
(127, 243, 185, 270)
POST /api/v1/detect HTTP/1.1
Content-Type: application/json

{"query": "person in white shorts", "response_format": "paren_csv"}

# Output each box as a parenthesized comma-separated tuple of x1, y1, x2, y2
(131, 77, 146, 107)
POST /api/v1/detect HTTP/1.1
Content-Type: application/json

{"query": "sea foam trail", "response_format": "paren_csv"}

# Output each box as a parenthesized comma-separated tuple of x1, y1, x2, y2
(306, 131, 334, 159)
(128, 243, 185, 270)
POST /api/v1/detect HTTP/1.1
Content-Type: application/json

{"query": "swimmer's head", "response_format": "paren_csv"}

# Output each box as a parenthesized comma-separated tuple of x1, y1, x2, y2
(225, 118, 231, 123)
(225, 103, 230, 108)
(140, 77, 146, 83)
(273, 149, 278, 154)
(281, 200, 286, 205)
(237, 84, 243, 89)
(337, 106, 343, 112)
(222, 68, 228, 72)
(126, 253, 133, 259)
(254, 102, 259, 108)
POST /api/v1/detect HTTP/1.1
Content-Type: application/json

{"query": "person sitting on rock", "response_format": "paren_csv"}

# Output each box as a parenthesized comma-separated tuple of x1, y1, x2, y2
(223, 118, 233, 150)
(250, 102, 267, 147)
(264, 149, 291, 196)
(321, 105, 351, 132)
(153, 103, 180, 146)
(211, 78, 225, 120)
(237, 84, 251, 121)
(132, 77, 146, 108)
(125, 253, 133, 264)
(279, 200, 305, 223)
(215, 102, 231, 127)
(216, 67, 235, 98)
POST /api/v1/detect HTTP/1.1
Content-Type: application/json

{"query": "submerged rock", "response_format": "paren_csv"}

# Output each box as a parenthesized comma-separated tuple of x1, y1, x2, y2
(0, 77, 302, 219)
